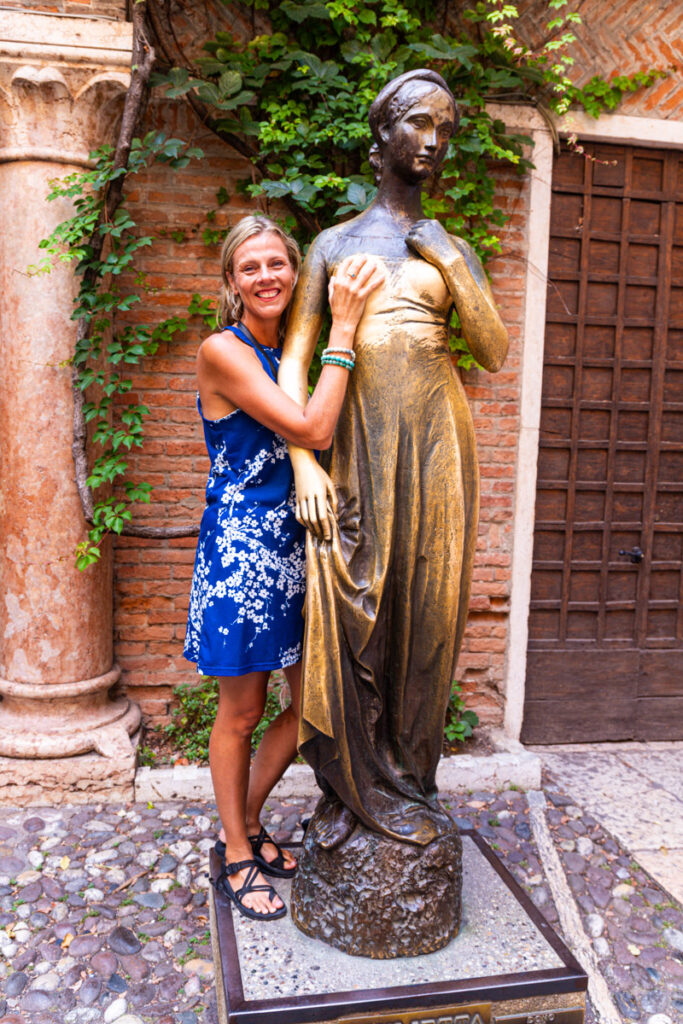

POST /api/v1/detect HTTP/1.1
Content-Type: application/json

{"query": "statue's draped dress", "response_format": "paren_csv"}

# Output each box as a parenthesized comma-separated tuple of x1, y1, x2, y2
(299, 245, 479, 847)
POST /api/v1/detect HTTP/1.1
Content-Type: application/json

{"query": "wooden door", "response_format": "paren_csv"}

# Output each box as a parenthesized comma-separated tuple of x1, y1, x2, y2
(522, 142, 683, 744)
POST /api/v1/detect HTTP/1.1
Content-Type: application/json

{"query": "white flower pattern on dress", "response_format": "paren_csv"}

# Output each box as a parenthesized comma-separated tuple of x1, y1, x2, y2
(184, 433, 305, 669)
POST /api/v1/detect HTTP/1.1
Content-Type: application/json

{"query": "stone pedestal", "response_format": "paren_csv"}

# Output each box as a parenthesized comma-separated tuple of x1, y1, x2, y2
(0, 11, 139, 803)
(209, 833, 587, 1024)
(291, 800, 462, 958)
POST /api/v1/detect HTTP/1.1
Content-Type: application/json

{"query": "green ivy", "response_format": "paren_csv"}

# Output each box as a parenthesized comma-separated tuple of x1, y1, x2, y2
(36, 132, 204, 568)
(153, 0, 664, 368)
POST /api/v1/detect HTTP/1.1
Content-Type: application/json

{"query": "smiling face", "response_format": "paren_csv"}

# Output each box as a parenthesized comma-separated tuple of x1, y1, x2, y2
(227, 231, 297, 337)
(381, 85, 455, 185)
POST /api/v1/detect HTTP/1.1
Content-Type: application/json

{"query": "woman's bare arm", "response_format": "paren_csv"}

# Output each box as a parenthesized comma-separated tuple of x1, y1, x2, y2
(199, 251, 382, 453)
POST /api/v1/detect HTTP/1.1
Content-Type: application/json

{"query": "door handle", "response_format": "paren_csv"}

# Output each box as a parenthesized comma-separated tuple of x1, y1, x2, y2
(619, 546, 644, 564)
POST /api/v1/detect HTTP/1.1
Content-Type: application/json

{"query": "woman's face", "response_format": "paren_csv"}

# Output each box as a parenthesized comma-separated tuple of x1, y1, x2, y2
(228, 232, 296, 330)
(383, 86, 454, 184)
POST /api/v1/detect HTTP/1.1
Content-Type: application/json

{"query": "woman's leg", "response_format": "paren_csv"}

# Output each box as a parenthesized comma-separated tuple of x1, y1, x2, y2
(245, 661, 302, 867)
(210, 671, 283, 915)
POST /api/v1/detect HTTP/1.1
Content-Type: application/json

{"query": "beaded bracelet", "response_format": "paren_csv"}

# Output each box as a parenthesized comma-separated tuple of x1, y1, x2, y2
(321, 352, 355, 371)
(324, 346, 356, 361)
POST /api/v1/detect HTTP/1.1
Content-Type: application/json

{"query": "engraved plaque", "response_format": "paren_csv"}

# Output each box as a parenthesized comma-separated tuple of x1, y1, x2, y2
(341, 1003, 492, 1024)
(494, 1008, 584, 1024)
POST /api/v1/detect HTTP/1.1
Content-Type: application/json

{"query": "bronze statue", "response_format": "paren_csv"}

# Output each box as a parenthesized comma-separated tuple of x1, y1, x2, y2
(278, 69, 508, 957)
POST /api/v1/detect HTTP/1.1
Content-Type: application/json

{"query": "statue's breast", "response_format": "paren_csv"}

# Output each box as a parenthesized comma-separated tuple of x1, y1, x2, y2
(356, 256, 452, 329)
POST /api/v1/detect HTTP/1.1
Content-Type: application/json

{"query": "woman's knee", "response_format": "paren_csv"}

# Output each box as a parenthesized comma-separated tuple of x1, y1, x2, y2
(220, 702, 264, 739)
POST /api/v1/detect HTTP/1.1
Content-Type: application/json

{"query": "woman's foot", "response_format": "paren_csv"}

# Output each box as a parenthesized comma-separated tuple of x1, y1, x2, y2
(219, 847, 285, 917)
(247, 824, 297, 877)
(216, 828, 296, 878)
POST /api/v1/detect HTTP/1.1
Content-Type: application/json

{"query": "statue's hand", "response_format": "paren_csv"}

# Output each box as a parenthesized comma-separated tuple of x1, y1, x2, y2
(293, 459, 338, 541)
(405, 219, 460, 270)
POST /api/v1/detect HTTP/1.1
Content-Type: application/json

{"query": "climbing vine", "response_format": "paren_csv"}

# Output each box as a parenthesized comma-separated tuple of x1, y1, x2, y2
(37, 0, 668, 567)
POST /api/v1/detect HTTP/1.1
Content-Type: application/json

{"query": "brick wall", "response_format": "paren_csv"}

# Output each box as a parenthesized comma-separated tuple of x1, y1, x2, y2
(110, 1, 681, 727)
(113, 100, 259, 721)
(456, 167, 530, 723)
(2, 0, 127, 18)
(519, 0, 683, 119)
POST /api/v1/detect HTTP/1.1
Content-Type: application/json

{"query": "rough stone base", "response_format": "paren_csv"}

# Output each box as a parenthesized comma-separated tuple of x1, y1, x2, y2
(0, 730, 140, 806)
(291, 812, 462, 959)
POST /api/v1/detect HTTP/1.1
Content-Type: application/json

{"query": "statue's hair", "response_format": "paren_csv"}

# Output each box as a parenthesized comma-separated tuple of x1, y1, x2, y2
(217, 215, 301, 336)
(368, 69, 458, 150)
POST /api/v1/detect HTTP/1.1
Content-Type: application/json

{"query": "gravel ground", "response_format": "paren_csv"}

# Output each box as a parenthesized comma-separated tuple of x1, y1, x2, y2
(0, 779, 680, 1024)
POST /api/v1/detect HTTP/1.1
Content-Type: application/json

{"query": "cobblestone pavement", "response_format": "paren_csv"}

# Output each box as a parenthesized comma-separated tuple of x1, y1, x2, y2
(0, 782, 681, 1024)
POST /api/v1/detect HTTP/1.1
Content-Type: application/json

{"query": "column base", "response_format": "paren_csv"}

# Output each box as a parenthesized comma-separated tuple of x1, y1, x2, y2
(0, 730, 140, 806)
(0, 665, 141, 758)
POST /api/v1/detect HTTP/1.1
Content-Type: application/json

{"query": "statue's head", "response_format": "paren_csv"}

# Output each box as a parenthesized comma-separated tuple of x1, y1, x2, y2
(368, 69, 457, 185)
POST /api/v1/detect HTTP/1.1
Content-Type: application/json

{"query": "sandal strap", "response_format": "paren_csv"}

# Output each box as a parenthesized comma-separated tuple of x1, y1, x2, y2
(225, 857, 257, 874)
(219, 860, 278, 903)
(246, 825, 270, 854)
(248, 826, 288, 870)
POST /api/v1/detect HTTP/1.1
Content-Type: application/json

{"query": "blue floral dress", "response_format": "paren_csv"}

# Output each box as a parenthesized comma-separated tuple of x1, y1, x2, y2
(183, 325, 306, 676)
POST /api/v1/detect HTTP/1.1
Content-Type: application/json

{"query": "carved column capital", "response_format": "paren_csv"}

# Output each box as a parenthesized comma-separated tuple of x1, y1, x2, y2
(0, 10, 132, 166)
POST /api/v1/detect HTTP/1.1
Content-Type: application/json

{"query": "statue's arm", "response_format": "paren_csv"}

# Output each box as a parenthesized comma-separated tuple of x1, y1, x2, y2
(278, 235, 337, 540)
(406, 221, 508, 373)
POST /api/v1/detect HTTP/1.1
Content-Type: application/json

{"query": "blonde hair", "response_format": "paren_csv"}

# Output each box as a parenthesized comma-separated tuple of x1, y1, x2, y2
(217, 215, 301, 337)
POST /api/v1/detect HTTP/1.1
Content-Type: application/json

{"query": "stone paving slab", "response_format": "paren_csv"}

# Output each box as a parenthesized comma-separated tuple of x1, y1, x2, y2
(0, 780, 681, 1024)
(536, 746, 683, 905)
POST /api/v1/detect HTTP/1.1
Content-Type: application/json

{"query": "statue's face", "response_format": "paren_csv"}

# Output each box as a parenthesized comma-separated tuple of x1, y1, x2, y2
(382, 86, 454, 184)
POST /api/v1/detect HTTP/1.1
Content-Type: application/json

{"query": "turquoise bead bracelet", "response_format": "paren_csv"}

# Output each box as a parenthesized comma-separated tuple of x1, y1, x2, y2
(321, 352, 355, 371)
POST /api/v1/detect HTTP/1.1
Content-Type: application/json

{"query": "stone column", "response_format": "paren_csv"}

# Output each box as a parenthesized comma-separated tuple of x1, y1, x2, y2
(0, 11, 140, 804)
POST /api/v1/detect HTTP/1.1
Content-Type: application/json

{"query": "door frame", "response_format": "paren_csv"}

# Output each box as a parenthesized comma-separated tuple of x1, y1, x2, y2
(491, 105, 683, 741)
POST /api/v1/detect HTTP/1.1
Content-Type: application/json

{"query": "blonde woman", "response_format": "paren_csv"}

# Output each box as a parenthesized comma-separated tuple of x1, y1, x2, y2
(183, 215, 383, 920)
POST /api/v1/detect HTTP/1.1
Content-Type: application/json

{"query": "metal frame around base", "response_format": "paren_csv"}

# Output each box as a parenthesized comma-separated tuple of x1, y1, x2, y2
(209, 831, 587, 1024)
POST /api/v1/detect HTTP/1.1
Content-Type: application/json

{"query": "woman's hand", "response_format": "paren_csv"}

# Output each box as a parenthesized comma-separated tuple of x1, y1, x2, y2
(293, 458, 338, 541)
(328, 254, 385, 341)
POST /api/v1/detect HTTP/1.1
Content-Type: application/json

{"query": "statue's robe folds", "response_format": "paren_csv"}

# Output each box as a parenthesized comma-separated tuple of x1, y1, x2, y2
(299, 252, 479, 847)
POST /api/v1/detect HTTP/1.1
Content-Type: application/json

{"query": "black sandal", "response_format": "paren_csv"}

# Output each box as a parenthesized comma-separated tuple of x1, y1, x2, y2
(214, 858, 286, 921)
(248, 825, 297, 878)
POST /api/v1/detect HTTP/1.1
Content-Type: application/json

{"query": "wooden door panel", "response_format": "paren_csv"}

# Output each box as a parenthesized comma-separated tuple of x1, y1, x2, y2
(639, 651, 683, 696)
(635, 698, 683, 741)
(526, 651, 639, 699)
(522, 143, 683, 744)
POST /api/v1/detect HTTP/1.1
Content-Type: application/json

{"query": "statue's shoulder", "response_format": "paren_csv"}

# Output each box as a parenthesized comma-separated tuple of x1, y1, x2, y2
(306, 223, 348, 264)
(449, 234, 478, 259)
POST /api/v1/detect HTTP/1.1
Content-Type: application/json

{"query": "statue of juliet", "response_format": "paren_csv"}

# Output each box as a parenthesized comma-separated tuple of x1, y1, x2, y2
(278, 69, 509, 957)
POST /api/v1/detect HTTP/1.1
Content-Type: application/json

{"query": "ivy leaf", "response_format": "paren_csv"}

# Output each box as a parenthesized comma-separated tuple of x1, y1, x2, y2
(281, 0, 329, 23)
(346, 182, 367, 208)
(260, 179, 293, 198)
(218, 69, 243, 97)
(409, 38, 477, 68)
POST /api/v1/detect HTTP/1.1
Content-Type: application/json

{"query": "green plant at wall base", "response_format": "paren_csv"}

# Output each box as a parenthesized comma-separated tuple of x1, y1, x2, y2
(444, 681, 479, 745)
(164, 674, 288, 762)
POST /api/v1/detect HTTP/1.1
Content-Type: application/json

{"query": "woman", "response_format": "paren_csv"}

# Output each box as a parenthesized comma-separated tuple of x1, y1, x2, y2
(278, 70, 509, 852)
(183, 215, 384, 919)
